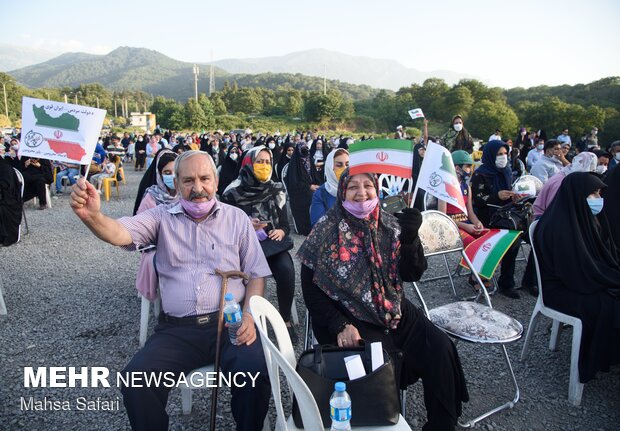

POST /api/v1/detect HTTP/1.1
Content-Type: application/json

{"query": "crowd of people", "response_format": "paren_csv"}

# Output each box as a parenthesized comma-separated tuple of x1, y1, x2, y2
(0, 116, 618, 431)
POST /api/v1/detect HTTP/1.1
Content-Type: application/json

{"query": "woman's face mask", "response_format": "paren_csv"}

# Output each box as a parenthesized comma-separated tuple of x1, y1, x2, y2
(162, 174, 175, 190)
(268, 143, 275, 150)
(587, 197, 604, 215)
(253, 163, 272, 182)
(495, 154, 508, 169)
(229, 153, 238, 161)
(537, 144, 544, 151)
(453, 123, 463, 132)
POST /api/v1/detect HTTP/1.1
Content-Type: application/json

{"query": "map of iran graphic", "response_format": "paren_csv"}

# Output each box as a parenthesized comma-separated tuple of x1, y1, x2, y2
(31, 105, 86, 161)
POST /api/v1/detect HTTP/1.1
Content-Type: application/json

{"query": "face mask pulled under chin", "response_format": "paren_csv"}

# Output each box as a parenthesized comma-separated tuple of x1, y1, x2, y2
(495, 154, 508, 169)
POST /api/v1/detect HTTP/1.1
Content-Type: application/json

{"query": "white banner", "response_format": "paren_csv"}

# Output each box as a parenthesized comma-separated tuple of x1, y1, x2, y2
(408, 108, 424, 119)
(20, 97, 107, 164)
(416, 142, 467, 215)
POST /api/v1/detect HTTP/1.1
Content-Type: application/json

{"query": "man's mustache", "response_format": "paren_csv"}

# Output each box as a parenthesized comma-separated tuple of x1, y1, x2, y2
(189, 190, 211, 200)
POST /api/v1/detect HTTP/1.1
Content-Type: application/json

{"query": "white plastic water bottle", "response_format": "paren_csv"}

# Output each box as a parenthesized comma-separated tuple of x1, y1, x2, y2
(330, 382, 351, 431)
(223, 293, 242, 345)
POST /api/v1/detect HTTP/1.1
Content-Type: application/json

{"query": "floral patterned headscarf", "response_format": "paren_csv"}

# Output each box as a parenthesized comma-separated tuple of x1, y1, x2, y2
(297, 168, 404, 329)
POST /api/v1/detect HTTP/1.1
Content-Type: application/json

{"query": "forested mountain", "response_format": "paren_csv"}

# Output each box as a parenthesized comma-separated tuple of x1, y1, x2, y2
(9, 47, 381, 101)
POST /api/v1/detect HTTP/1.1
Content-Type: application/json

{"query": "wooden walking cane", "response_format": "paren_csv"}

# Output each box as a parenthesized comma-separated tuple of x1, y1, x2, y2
(210, 269, 249, 431)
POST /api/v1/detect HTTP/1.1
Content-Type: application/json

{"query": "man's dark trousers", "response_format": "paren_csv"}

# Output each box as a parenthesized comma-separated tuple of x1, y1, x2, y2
(120, 319, 270, 430)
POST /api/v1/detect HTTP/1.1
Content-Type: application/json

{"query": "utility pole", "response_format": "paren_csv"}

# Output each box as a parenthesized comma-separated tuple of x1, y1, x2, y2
(96, 97, 100, 109)
(209, 50, 215, 96)
(193, 64, 200, 101)
(323, 64, 327, 95)
(64, 94, 68, 104)
(1, 82, 8, 118)
(74, 94, 78, 104)
(114, 99, 118, 117)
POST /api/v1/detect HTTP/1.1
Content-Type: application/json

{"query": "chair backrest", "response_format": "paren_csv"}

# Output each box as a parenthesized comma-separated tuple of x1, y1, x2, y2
(418, 210, 464, 256)
(250, 296, 324, 431)
(13, 168, 24, 197)
(378, 174, 412, 199)
(528, 220, 546, 307)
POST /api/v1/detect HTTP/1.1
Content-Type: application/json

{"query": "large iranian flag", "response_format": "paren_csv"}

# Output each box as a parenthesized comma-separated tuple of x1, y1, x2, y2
(416, 141, 467, 215)
(460, 229, 522, 279)
(348, 139, 413, 178)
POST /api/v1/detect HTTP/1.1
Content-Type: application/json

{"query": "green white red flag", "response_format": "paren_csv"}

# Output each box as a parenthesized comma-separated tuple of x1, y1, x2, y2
(416, 141, 467, 215)
(348, 139, 414, 178)
(460, 229, 522, 279)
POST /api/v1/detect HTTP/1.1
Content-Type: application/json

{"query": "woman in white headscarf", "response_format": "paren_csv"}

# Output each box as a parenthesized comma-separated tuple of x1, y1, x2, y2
(533, 152, 598, 217)
(309, 148, 349, 227)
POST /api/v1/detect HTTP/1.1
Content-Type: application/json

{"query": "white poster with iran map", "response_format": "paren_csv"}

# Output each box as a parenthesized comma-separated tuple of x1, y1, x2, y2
(20, 97, 107, 165)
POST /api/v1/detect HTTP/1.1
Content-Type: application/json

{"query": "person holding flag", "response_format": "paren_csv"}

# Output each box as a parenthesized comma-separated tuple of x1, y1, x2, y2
(437, 150, 489, 290)
(470, 141, 523, 299)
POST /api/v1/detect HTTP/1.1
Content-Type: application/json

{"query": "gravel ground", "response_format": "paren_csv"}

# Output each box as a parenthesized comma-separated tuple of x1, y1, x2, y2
(0, 167, 618, 431)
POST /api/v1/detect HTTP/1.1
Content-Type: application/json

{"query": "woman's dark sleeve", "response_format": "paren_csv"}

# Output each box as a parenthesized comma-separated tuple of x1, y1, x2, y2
(471, 171, 502, 207)
(301, 264, 349, 337)
(399, 236, 428, 282)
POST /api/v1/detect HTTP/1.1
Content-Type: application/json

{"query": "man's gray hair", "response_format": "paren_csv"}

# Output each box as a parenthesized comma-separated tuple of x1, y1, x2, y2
(173, 150, 218, 181)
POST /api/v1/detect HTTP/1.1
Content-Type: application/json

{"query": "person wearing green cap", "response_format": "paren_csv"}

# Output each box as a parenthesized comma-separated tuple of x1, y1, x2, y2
(438, 150, 489, 291)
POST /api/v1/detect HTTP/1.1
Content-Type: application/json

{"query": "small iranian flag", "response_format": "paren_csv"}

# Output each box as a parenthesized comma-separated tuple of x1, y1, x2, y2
(408, 108, 424, 119)
(460, 229, 522, 279)
(416, 141, 467, 215)
(349, 139, 413, 178)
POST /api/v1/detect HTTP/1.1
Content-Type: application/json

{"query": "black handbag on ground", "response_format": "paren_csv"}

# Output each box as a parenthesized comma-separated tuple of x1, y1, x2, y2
(259, 235, 294, 258)
(489, 199, 533, 233)
(292, 344, 400, 427)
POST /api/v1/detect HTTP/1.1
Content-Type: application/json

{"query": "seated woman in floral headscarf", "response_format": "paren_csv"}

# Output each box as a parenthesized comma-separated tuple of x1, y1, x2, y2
(298, 169, 469, 431)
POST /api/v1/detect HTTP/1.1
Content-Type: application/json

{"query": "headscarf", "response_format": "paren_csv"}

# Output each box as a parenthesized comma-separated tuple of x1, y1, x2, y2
(474, 140, 512, 193)
(296, 142, 311, 175)
(535, 172, 620, 296)
(217, 144, 241, 195)
(276, 140, 293, 179)
(562, 151, 598, 175)
(324, 148, 349, 197)
(297, 169, 404, 329)
(145, 150, 178, 205)
(133, 149, 177, 214)
(221, 146, 286, 222)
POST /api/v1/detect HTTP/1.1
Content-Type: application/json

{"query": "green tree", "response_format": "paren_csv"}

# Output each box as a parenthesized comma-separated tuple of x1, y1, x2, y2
(303, 90, 343, 122)
(284, 89, 304, 116)
(417, 78, 449, 118)
(210, 94, 227, 115)
(185, 99, 209, 130)
(230, 88, 263, 114)
(467, 100, 519, 139)
(197, 94, 216, 128)
(435, 86, 474, 123)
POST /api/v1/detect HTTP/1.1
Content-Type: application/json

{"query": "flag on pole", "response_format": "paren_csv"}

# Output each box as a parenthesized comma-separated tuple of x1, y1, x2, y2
(19, 97, 107, 165)
(408, 108, 424, 119)
(460, 229, 522, 279)
(416, 141, 467, 215)
(348, 139, 413, 178)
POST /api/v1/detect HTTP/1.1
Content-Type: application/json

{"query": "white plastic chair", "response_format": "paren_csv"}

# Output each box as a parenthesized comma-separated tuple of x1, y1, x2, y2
(138, 295, 161, 347)
(251, 296, 411, 431)
(377, 174, 412, 199)
(520, 220, 584, 405)
(32, 184, 52, 208)
(412, 211, 522, 428)
(0, 268, 6, 315)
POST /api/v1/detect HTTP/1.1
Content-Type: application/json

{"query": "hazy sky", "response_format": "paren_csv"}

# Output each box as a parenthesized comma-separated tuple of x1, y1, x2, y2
(2, 0, 619, 88)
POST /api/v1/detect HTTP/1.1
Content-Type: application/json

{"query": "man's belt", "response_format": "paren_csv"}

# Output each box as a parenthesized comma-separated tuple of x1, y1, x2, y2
(159, 311, 220, 326)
